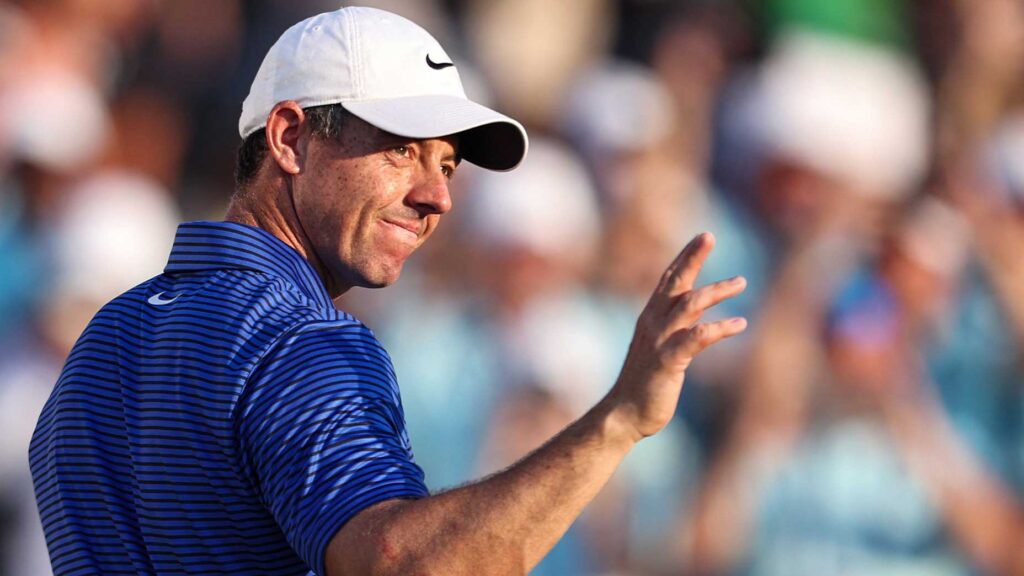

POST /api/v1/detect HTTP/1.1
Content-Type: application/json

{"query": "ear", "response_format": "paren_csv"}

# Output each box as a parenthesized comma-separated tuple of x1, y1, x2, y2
(265, 101, 309, 175)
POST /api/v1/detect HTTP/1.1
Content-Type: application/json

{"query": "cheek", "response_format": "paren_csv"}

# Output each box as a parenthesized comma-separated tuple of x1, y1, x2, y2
(299, 194, 343, 238)
(301, 173, 360, 224)
(293, 185, 354, 263)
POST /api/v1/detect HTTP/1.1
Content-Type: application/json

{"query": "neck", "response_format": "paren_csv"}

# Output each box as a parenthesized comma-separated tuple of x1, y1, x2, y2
(224, 183, 345, 298)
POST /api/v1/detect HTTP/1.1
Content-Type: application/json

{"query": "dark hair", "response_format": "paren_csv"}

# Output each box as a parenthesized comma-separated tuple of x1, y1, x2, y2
(234, 104, 353, 187)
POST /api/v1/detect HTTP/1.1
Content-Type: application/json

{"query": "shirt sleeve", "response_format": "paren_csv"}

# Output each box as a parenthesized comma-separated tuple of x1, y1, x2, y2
(236, 320, 429, 576)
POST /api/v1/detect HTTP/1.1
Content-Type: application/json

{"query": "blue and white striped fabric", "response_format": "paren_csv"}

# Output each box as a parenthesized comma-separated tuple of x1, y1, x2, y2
(29, 221, 428, 576)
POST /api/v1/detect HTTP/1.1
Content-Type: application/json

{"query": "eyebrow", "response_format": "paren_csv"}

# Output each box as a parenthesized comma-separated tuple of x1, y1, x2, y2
(448, 134, 462, 165)
(379, 128, 460, 165)
(436, 135, 460, 166)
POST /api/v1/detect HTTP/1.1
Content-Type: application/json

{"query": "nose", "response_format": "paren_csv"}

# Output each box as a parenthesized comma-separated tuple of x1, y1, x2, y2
(406, 167, 452, 216)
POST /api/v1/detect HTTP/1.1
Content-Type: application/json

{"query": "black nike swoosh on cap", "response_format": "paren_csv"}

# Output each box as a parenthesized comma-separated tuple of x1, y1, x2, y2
(426, 54, 455, 70)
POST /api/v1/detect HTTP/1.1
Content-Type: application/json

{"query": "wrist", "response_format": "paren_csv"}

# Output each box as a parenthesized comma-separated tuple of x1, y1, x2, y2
(593, 394, 645, 449)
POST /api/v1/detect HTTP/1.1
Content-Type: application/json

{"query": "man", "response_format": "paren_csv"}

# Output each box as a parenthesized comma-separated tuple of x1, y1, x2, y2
(29, 7, 747, 575)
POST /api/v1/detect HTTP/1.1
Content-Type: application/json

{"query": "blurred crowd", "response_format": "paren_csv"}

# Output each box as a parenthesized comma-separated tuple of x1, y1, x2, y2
(3, 0, 1024, 574)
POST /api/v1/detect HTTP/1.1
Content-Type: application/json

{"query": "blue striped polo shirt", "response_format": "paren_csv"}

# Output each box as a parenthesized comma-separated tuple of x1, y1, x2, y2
(29, 221, 429, 576)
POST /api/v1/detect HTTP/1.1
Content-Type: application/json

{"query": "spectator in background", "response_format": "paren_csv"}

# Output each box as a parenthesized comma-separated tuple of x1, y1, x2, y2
(465, 138, 620, 575)
(682, 197, 986, 576)
(464, 0, 614, 129)
(859, 196, 1024, 576)
(559, 48, 769, 460)
(739, 30, 929, 245)
(680, 24, 936, 576)
(0, 1, 114, 341)
(557, 51, 763, 572)
(0, 174, 178, 575)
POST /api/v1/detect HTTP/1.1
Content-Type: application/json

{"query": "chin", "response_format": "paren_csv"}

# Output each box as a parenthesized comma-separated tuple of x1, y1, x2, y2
(360, 278, 396, 289)
(355, 265, 404, 289)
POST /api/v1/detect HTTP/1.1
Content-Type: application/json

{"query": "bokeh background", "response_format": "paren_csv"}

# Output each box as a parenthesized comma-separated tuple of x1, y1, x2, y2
(3, 0, 1024, 574)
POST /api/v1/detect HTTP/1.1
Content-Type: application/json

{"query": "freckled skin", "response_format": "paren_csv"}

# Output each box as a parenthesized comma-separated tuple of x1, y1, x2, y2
(291, 116, 457, 296)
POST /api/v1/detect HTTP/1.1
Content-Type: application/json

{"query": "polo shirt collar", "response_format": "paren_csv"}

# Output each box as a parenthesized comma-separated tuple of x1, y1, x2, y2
(165, 221, 334, 310)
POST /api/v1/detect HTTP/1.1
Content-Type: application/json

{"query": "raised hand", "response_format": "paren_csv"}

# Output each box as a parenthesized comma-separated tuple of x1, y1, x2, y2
(608, 233, 747, 440)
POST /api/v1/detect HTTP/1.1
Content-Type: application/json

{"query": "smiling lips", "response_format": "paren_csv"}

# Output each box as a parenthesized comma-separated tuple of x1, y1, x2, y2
(381, 218, 421, 241)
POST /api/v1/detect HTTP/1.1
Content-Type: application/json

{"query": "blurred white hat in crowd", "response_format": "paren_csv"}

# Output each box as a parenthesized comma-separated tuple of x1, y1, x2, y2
(465, 0, 613, 128)
(463, 137, 601, 262)
(751, 30, 930, 199)
(504, 294, 617, 412)
(48, 170, 179, 304)
(559, 59, 677, 161)
(1, 72, 110, 172)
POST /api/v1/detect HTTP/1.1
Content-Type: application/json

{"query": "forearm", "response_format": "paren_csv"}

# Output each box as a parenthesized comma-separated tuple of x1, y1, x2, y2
(884, 397, 1024, 576)
(685, 356, 808, 572)
(686, 429, 792, 573)
(974, 225, 1024, 350)
(327, 397, 637, 576)
(686, 247, 823, 573)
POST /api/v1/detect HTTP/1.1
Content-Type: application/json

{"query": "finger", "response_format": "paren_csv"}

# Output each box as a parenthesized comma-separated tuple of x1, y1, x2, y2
(669, 276, 747, 329)
(665, 317, 748, 362)
(656, 233, 713, 296)
(666, 232, 715, 296)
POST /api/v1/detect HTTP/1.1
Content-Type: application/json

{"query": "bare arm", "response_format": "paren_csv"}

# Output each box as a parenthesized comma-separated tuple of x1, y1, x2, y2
(930, 0, 1024, 352)
(935, 0, 1024, 157)
(682, 242, 830, 573)
(881, 381, 1024, 576)
(325, 233, 747, 576)
(956, 184, 1024, 349)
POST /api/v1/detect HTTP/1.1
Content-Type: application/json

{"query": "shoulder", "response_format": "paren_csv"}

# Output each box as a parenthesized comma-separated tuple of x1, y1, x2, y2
(259, 317, 394, 380)
(83, 269, 369, 378)
(238, 316, 407, 447)
(248, 315, 399, 404)
(271, 317, 390, 363)
(198, 267, 398, 397)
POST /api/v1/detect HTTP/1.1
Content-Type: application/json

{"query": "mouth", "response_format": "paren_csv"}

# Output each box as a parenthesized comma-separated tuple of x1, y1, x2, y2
(381, 218, 421, 242)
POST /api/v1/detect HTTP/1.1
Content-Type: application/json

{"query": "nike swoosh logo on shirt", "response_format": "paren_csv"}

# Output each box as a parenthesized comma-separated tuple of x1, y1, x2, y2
(425, 54, 454, 70)
(148, 292, 180, 306)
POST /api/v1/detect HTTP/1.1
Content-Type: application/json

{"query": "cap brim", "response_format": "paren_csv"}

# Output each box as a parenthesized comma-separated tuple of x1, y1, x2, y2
(342, 95, 528, 171)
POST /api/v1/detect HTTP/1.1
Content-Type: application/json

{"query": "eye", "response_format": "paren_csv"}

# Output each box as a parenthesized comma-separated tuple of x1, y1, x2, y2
(392, 145, 411, 157)
(441, 164, 455, 180)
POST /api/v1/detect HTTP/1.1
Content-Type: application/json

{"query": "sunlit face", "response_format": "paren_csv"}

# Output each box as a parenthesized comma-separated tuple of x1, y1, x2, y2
(293, 116, 459, 295)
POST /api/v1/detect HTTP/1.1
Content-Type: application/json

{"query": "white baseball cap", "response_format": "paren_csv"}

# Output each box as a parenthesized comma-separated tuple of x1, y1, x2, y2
(239, 6, 528, 171)
(751, 30, 929, 199)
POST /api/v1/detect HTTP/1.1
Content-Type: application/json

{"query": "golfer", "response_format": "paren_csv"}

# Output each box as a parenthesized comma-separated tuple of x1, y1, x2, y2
(29, 7, 747, 575)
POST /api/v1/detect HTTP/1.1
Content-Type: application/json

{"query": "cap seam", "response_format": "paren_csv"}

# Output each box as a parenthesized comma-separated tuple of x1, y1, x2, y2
(340, 94, 474, 103)
(348, 10, 363, 98)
